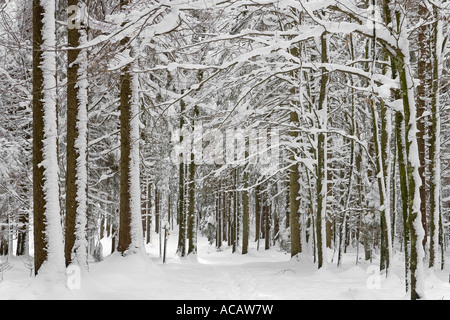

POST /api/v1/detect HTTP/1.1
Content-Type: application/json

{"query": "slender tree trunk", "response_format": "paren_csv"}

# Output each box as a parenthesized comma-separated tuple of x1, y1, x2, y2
(326, 121, 333, 250)
(65, 0, 89, 268)
(217, 181, 222, 249)
(370, 100, 392, 274)
(289, 45, 302, 257)
(163, 223, 168, 263)
(146, 183, 151, 244)
(264, 197, 270, 250)
(232, 168, 238, 253)
(395, 42, 425, 300)
(392, 132, 397, 248)
(417, 2, 429, 250)
(111, 210, 117, 254)
(16, 211, 28, 256)
(242, 153, 250, 254)
(177, 98, 186, 256)
(316, 32, 329, 269)
(368, 8, 393, 274)
(141, 185, 146, 238)
(227, 191, 231, 245)
(273, 198, 280, 246)
(289, 123, 301, 257)
(155, 187, 160, 233)
(285, 179, 290, 230)
(337, 95, 355, 267)
(255, 183, 261, 244)
(429, 4, 443, 270)
(222, 184, 227, 243)
(396, 110, 410, 293)
(381, 100, 393, 273)
(187, 106, 198, 255)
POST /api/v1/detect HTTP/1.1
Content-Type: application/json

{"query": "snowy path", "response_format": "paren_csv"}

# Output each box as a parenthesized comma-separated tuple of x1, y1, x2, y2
(0, 233, 449, 300)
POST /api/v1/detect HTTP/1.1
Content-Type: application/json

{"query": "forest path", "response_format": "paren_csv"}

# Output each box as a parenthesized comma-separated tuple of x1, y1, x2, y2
(0, 234, 449, 300)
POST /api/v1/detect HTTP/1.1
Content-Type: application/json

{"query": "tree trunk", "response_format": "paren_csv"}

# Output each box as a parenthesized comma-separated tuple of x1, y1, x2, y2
(316, 32, 329, 269)
(65, 0, 89, 268)
(177, 98, 186, 256)
(146, 183, 152, 244)
(417, 2, 429, 250)
(264, 197, 270, 250)
(187, 107, 198, 255)
(289, 44, 302, 258)
(428, 4, 443, 270)
(370, 100, 392, 273)
(242, 155, 250, 254)
(32, 0, 65, 275)
(117, 0, 143, 255)
(255, 183, 261, 244)
(16, 211, 28, 256)
(155, 187, 160, 233)
(395, 43, 425, 300)
(232, 168, 238, 253)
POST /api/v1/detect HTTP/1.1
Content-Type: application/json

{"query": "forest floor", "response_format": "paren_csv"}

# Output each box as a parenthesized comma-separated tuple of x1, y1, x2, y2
(0, 228, 449, 300)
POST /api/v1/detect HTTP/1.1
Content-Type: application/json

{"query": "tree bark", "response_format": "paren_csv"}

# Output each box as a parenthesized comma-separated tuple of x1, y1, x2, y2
(417, 2, 430, 250)
(289, 45, 302, 257)
(117, 0, 143, 255)
(242, 152, 250, 254)
(65, 0, 88, 268)
(429, 4, 443, 270)
(32, 0, 65, 275)
(187, 107, 198, 255)
(316, 32, 329, 269)
(177, 98, 186, 256)
(395, 46, 425, 300)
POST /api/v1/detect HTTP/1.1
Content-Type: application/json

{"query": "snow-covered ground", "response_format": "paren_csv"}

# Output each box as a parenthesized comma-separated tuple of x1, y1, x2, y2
(0, 229, 449, 300)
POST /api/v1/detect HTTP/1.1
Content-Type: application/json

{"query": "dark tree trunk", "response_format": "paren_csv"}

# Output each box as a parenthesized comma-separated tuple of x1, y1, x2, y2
(155, 187, 160, 234)
(264, 199, 270, 250)
(217, 182, 222, 249)
(16, 212, 28, 256)
(65, 0, 87, 267)
(417, 2, 429, 249)
(117, 45, 133, 254)
(255, 184, 261, 243)
(32, 0, 49, 274)
(177, 98, 186, 256)
(242, 161, 249, 254)
(187, 107, 197, 255)
(146, 183, 152, 244)
(289, 62, 301, 257)
(316, 32, 329, 269)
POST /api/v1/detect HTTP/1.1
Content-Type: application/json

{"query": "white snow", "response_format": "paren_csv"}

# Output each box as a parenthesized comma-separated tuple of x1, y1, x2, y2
(1, 227, 449, 300)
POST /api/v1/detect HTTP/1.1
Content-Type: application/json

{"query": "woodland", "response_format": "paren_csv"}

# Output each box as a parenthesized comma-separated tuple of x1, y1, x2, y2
(0, 0, 449, 300)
